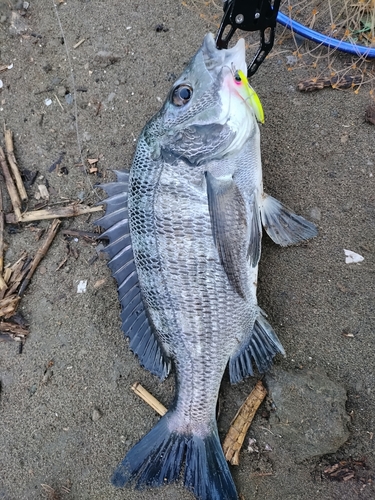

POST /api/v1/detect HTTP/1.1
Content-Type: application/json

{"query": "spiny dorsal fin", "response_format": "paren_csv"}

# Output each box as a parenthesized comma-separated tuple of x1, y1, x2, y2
(95, 171, 171, 379)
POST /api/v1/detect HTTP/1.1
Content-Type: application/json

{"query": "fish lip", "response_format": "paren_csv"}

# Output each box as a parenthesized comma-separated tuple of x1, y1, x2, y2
(202, 33, 247, 75)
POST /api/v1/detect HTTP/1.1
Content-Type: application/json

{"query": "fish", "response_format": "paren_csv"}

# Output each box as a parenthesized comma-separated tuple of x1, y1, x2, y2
(96, 33, 317, 500)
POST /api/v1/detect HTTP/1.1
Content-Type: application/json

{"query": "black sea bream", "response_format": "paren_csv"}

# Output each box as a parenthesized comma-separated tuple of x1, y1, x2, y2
(96, 33, 317, 500)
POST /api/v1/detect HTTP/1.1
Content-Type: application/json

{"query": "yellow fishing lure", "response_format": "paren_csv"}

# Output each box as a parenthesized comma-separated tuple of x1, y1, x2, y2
(234, 69, 264, 124)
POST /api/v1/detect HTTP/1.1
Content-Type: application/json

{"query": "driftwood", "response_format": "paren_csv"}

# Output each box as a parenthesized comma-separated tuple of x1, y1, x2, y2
(222, 380, 267, 465)
(1, 252, 29, 299)
(0, 295, 21, 319)
(5, 204, 103, 223)
(297, 75, 362, 92)
(4, 127, 28, 202)
(0, 127, 105, 344)
(0, 320, 29, 340)
(0, 220, 60, 319)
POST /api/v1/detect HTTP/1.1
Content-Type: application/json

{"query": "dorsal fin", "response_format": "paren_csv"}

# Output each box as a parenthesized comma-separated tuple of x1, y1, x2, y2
(95, 171, 171, 379)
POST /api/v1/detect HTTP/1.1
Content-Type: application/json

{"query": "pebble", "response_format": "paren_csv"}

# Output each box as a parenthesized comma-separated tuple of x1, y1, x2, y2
(107, 92, 116, 102)
(286, 55, 298, 65)
(82, 131, 91, 142)
(9, 11, 27, 35)
(42, 62, 52, 73)
(309, 206, 321, 221)
(57, 86, 66, 97)
(92, 409, 101, 422)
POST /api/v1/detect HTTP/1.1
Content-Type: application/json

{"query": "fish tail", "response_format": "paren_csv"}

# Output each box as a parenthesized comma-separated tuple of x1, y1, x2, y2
(112, 412, 238, 500)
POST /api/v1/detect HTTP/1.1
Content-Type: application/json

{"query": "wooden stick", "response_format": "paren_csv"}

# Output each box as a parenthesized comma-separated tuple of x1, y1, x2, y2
(4, 128, 28, 202)
(5, 204, 103, 223)
(0, 146, 22, 221)
(62, 229, 99, 240)
(222, 380, 267, 466)
(131, 382, 167, 416)
(0, 183, 6, 291)
(18, 219, 60, 296)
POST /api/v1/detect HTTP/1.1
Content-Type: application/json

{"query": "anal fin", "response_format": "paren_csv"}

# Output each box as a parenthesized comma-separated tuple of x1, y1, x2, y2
(261, 193, 318, 246)
(229, 313, 285, 384)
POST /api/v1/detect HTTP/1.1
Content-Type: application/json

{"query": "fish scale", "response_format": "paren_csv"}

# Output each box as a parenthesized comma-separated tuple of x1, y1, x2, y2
(98, 33, 317, 500)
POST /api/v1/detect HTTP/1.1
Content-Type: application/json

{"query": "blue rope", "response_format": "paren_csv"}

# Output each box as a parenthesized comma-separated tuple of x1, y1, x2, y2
(277, 11, 375, 58)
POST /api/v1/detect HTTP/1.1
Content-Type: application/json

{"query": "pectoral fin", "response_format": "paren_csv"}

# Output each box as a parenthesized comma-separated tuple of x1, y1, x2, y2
(261, 193, 318, 246)
(206, 172, 251, 298)
(247, 194, 262, 267)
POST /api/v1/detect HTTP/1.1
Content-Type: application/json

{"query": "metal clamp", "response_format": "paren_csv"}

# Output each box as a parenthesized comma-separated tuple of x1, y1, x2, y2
(215, 0, 281, 77)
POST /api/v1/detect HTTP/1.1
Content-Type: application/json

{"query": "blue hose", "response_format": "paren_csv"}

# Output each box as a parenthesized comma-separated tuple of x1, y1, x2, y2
(277, 11, 375, 58)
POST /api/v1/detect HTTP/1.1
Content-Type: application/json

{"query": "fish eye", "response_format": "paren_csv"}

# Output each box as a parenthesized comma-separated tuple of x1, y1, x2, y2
(234, 71, 242, 83)
(172, 84, 193, 106)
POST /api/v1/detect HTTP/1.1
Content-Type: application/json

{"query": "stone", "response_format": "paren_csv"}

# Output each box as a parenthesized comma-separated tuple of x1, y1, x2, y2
(264, 367, 350, 462)
(92, 408, 101, 422)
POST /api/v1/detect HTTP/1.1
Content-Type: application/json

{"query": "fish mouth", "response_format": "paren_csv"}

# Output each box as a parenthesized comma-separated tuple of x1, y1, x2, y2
(201, 33, 247, 76)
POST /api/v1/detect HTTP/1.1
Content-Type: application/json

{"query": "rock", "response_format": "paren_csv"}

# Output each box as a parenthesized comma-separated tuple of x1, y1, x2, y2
(265, 367, 350, 462)
(92, 408, 101, 422)
(309, 206, 321, 222)
(57, 85, 66, 97)
(93, 51, 120, 68)
(107, 92, 116, 102)
(9, 11, 27, 35)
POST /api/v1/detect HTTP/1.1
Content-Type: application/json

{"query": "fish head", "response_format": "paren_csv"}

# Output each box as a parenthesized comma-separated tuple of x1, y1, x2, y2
(156, 33, 262, 163)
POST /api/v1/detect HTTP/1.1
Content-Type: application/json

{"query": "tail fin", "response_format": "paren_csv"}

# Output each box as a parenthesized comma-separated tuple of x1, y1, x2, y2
(112, 413, 238, 500)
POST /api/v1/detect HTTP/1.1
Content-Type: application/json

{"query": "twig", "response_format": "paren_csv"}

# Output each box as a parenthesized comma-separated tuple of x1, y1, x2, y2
(222, 380, 267, 466)
(0, 183, 6, 291)
(6, 204, 103, 223)
(0, 146, 22, 221)
(18, 219, 60, 296)
(4, 127, 28, 202)
(54, 93, 64, 111)
(3, 254, 30, 298)
(131, 382, 167, 416)
(0, 251, 28, 302)
(73, 38, 86, 49)
(62, 229, 99, 241)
